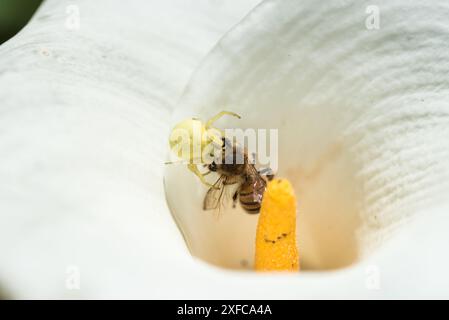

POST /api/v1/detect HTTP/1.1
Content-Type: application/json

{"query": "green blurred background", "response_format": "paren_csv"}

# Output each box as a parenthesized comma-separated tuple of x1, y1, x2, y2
(0, 0, 43, 44)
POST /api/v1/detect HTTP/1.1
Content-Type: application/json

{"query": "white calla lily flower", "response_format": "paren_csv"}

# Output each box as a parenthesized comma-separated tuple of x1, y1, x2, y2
(1, 0, 449, 299)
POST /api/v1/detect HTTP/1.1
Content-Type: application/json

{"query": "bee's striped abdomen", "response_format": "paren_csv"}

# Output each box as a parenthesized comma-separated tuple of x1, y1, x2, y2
(239, 177, 266, 214)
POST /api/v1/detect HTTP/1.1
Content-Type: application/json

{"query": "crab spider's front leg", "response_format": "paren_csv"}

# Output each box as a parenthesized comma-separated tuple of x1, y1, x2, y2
(187, 163, 217, 188)
(205, 110, 241, 129)
(205, 111, 241, 146)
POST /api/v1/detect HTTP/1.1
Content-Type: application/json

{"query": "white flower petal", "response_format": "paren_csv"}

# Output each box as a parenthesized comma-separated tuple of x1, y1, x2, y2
(0, 0, 261, 298)
(167, 0, 449, 297)
(2, 0, 449, 299)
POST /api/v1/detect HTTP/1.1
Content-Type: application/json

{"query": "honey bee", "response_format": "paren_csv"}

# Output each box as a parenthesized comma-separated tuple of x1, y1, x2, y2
(203, 137, 274, 214)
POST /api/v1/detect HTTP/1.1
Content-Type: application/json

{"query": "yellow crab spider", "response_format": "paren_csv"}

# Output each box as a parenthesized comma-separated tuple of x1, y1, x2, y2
(168, 111, 241, 188)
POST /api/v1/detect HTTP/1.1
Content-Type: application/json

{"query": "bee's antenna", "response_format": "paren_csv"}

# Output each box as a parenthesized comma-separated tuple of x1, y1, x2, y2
(259, 167, 275, 180)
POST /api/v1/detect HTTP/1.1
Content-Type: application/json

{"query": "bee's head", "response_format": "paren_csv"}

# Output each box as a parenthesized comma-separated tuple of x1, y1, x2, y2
(209, 161, 218, 172)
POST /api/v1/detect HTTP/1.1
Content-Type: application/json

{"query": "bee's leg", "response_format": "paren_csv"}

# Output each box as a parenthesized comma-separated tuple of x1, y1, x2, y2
(232, 190, 239, 208)
(205, 111, 241, 129)
(187, 164, 217, 188)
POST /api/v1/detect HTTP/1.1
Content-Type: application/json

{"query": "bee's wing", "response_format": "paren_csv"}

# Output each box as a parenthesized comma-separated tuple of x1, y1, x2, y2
(203, 175, 227, 210)
(243, 165, 267, 205)
(247, 164, 265, 180)
(224, 175, 241, 185)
